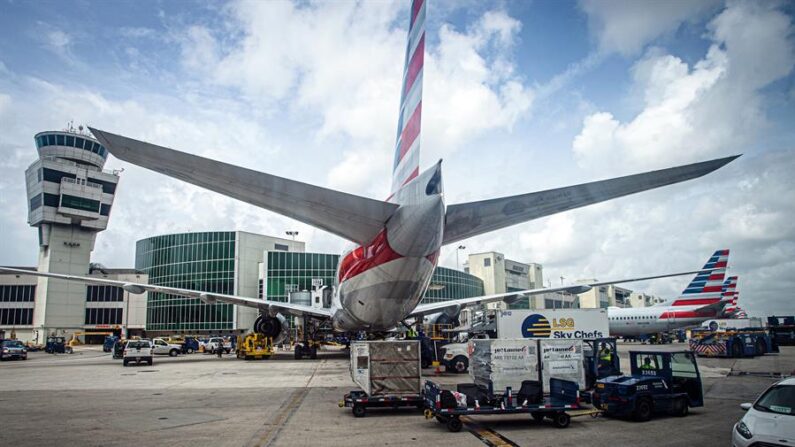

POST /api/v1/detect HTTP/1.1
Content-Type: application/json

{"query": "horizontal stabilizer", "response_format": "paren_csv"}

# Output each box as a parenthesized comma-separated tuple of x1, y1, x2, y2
(442, 155, 740, 244)
(89, 128, 398, 245)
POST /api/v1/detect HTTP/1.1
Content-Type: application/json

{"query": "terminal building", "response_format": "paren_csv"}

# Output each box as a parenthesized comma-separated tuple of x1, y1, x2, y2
(135, 231, 485, 336)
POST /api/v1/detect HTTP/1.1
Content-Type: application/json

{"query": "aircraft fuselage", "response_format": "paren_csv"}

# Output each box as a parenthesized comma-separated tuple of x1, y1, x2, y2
(330, 163, 444, 331)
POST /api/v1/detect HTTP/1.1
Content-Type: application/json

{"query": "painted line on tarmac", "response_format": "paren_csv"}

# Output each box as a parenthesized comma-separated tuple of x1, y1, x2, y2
(247, 359, 323, 447)
(460, 416, 519, 447)
(248, 387, 309, 447)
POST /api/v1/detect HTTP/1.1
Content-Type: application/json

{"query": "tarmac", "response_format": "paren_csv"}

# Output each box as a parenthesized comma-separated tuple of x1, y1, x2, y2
(0, 342, 791, 447)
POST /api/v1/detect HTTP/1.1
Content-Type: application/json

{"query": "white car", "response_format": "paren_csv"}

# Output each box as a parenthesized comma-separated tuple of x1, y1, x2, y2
(123, 340, 153, 366)
(152, 338, 182, 357)
(733, 377, 795, 446)
(205, 337, 232, 354)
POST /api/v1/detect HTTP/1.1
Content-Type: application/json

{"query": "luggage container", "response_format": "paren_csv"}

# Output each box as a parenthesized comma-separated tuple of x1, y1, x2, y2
(341, 340, 423, 417)
(469, 338, 586, 394)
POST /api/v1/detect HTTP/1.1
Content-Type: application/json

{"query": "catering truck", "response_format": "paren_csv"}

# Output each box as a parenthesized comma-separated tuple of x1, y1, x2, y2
(441, 309, 608, 373)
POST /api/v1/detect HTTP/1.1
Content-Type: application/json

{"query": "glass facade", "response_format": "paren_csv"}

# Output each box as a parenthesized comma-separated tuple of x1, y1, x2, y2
(35, 132, 108, 158)
(264, 252, 339, 302)
(421, 266, 485, 304)
(135, 232, 236, 332)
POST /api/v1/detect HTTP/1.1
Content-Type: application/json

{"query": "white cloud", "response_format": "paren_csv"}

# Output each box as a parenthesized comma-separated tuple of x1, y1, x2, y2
(177, 3, 534, 196)
(573, 1, 795, 172)
(579, 0, 722, 56)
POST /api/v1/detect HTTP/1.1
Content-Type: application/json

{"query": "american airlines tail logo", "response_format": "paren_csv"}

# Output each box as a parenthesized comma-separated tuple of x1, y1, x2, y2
(521, 314, 552, 338)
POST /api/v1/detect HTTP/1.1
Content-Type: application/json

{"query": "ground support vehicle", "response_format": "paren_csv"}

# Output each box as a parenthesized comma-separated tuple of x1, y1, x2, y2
(593, 351, 703, 422)
(123, 340, 154, 366)
(103, 335, 118, 353)
(689, 330, 777, 358)
(180, 337, 199, 354)
(340, 390, 424, 417)
(44, 336, 72, 354)
(236, 334, 273, 360)
(205, 337, 232, 355)
(422, 378, 581, 432)
(581, 338, 621, 403)
(733, 377, 795, 446)
(768, 316, 795, 346)
(112, 339, 125, 359)
(293, 339, 319, 359)
(152, 338, 182, 356)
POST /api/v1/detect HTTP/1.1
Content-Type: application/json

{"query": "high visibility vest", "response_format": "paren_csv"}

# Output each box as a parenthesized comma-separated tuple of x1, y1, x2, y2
(599, 349, 612, 362)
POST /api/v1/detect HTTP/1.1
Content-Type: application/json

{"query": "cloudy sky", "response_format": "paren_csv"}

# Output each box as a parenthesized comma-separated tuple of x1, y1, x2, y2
(1, 0, 793, 316)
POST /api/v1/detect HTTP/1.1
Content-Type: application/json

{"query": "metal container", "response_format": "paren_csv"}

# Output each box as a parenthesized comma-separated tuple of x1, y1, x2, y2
(350, 340, 421, 396)
(469, 338, 539, 394)
(539, 339, 585, 392)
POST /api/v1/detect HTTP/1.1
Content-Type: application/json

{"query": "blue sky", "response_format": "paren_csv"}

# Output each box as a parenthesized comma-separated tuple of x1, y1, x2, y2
(1, 0, 794, 316)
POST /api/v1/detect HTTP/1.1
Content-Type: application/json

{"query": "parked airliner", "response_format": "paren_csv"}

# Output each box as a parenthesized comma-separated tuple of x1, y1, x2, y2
(608, 250, 733, 337)
(0, 0, 739, 347)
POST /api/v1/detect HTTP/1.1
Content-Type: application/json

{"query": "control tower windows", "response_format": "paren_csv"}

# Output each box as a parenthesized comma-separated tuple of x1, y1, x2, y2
(61, 194, 100, 213)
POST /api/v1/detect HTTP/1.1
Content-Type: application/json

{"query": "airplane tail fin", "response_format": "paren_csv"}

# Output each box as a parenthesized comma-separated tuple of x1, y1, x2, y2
(390, 0, 426, 198)
(722, 276, 739, 314)
(669, 249, 729, 306)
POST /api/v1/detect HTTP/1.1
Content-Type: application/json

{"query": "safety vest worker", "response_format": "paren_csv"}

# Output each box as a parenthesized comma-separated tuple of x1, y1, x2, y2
(599, 347, 612, 362)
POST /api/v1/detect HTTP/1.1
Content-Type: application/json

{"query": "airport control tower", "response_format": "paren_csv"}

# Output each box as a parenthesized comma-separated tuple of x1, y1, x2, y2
(25, 125, 119, 343)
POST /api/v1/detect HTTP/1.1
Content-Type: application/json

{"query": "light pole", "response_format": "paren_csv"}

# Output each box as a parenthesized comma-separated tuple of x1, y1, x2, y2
(456, 245, 466, 270)
(285, 230, 299, 241)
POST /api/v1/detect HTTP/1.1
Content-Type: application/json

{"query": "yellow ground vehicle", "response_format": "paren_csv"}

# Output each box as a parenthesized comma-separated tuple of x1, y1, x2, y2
(235, 333, 273, 360)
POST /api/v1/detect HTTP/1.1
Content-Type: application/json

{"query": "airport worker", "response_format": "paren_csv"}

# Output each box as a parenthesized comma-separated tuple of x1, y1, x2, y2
(216, 342, 224, 358)
(598, 343, 613, 366)
(640, 357, 655, 370)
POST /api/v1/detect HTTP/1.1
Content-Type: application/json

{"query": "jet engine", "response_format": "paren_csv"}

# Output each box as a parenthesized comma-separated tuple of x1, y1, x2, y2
(254, 313, 289, 345)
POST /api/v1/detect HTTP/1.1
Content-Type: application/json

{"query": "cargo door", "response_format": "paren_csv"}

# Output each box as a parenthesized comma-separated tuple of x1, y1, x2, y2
(539, 339, 585, 393)
(350, 342, 371, 395)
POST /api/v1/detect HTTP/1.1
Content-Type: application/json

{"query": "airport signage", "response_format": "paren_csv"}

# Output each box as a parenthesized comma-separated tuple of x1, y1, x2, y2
(497, 309, 609, 339)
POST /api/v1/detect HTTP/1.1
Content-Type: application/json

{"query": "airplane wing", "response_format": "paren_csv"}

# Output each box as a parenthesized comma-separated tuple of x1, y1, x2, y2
(410, 269, 715, 317)
(0, 267, 332, 319)
(88, 128, 398, 246)
(442, 155, 740, 245)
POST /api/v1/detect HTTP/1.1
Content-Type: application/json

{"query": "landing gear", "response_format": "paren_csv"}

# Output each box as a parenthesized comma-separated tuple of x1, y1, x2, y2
(294, 314, 319, 360)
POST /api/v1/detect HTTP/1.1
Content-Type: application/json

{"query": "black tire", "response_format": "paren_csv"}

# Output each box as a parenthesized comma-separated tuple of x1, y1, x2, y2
(731, 340, 743, 358)
(452, 356, 468, 374)
(123, 360, 129, 367)
(756, 339, 766, 356)
(148, 359, 153, 366)
(552, 412, 571, 428)
(187, 348, 195, 354)
(634, 398, 653, 422)
(531, 411, 545, 422)
(352, 405, 366, 418)
(169, 349, 179, 357)
(294, 347, 303, 360)
(673, 397, 688, 417)
(447, 417, 463, 432)
(310, 347, 318, 360)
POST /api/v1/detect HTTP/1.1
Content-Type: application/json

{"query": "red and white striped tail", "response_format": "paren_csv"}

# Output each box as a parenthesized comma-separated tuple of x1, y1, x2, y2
(390, 0, 425, 197)
(669, 250, 729, 307)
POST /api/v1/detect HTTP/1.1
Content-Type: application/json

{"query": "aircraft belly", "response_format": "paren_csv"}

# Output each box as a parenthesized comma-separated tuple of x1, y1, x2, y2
(337, 257, 434, 331)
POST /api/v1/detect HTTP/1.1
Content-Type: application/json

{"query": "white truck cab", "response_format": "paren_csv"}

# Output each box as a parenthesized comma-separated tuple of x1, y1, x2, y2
(151, 338, 182, 356)
(442, 333, 490, 373)
(123, 340, 154, 366)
